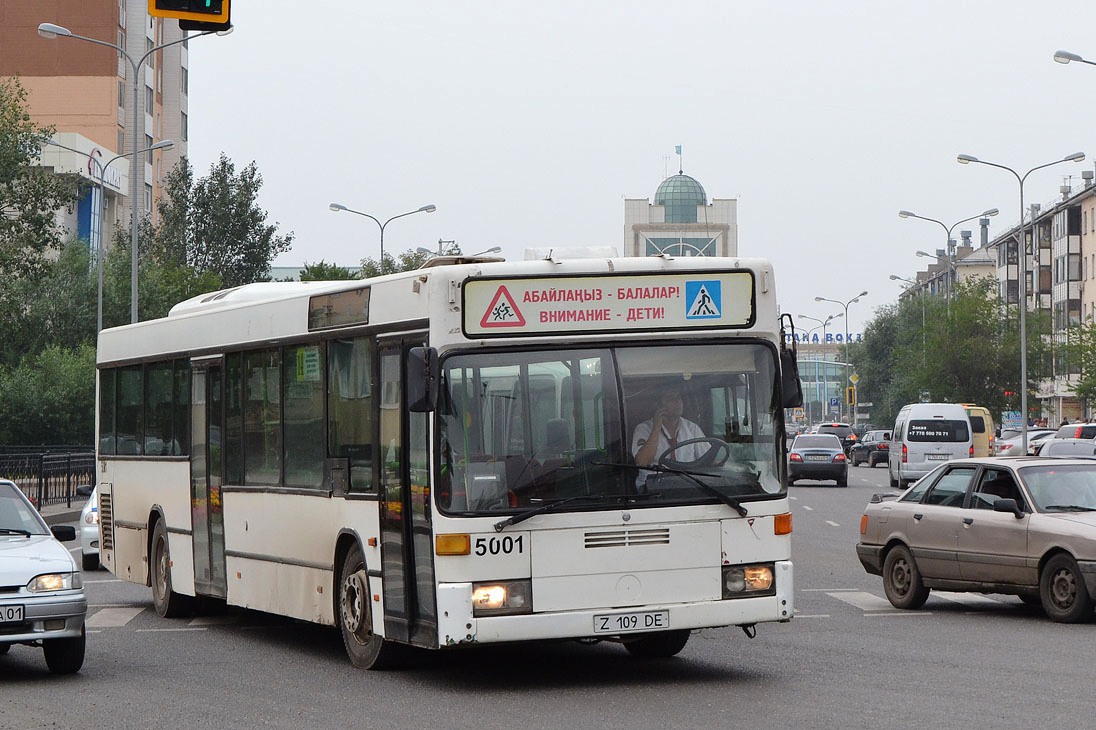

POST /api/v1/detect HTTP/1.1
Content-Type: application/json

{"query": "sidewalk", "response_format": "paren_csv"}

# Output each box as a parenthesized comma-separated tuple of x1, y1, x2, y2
(38, 500, 84, 526)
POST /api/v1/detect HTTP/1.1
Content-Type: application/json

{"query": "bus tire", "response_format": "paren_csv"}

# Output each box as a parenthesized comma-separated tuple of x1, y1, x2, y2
(623, 629, 690, 658)
(151, 518, 193, 618)
(339, 543, 396, 669)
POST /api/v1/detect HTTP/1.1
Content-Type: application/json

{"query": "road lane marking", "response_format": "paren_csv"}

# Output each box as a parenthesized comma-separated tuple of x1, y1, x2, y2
(188, 615, 239, 626)
(801, 505, 814, 511)
(136, 627, 208, 633)
(827, 591, 896, 612)
(87, 606, 143, 628)
(826, 520, 840, 527)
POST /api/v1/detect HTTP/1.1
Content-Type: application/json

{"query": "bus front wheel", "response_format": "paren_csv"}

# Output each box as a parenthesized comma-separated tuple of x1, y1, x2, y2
(339, 543, 396, 669)
(623, 629, 690, 658)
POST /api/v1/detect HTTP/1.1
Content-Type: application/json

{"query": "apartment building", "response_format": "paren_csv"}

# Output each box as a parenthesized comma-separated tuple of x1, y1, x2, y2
(0, 1, 189, 245)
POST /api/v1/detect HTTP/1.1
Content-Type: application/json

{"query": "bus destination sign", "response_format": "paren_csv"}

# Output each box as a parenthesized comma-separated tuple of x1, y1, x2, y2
(463, 271, 754, 337)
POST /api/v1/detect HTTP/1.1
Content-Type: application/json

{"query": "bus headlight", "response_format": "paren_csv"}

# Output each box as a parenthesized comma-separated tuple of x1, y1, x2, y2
(471, 580, 532, 616)
(722, 564, 775, 599)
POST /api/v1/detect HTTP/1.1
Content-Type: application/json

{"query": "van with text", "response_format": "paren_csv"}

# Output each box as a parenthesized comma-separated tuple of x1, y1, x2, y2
(888, 402, 973, 488)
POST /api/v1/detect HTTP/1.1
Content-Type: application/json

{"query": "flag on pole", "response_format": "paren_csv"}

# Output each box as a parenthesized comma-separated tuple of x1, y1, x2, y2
(674, 145, 682, 155)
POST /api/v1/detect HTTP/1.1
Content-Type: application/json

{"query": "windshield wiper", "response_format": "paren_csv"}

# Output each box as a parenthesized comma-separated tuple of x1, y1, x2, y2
(0, 528, 32, 536)
(1043, 504, 1096, 512)
(595, 460, 749, 517)
(493, 494, 619, 532)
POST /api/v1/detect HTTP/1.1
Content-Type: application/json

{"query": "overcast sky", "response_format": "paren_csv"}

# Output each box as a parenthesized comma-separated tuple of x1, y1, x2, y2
(185, 1, 1096, 334)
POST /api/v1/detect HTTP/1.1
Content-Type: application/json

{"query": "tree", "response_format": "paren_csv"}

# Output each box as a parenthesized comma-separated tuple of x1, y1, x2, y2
(299, 260, 359, 281)
(0, 77, 81, 282)
(360, 241, 463, 278)
(1060, 322, 1096, 410)
(0, 344, 96, 446)
(153, 154, 294, 287)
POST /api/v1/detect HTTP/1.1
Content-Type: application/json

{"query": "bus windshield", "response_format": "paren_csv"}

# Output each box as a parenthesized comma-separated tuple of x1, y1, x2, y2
(437, 341, 784, 514)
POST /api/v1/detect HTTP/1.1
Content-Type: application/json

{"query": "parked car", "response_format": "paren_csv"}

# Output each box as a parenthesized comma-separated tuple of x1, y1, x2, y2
(816, 422, 857, 454)
(788, 434, 848, 487)
(995, 429, 1055, 456)
(76, 485, 99, 571)
(0, 479, 88, 673)
(850, 429, 890, 467)
(1036, 438, 1096, 457)
(856, 456, 1096, 623)
(1053, 422, 1096, 440)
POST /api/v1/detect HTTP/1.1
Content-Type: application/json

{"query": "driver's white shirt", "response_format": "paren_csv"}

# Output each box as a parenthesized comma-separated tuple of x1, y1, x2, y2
(631, 417, 706, 486)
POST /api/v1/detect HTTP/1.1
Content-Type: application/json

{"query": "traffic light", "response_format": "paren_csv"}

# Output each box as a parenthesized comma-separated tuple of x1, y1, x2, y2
(846, 386, 856, 407)
(148, 0, 231, 30)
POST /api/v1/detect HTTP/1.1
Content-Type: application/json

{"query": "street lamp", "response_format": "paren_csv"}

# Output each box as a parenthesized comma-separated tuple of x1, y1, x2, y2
(957, 151, 1086, 454)
(890, 273, 926, 365)
(1053, 49, 1096, 67)
(42, 137, 173, 332)
(329, 202, 437, 265)
(899, 208, 999, 315)
(814, 291, 868, 422)
(39, 21, 220, 323)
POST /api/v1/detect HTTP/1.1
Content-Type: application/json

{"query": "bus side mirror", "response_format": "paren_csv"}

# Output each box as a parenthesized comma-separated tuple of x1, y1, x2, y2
(780, 348, 803, 409)
(407, 346, 439, 412)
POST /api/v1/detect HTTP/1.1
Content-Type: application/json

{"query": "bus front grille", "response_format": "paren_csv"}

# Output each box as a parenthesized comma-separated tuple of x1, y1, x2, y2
(584, 528, 670, 549)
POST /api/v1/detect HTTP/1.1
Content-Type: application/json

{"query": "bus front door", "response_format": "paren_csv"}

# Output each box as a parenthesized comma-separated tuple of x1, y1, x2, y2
(378, 339, 438, 647)
(191, 361, 227, 598)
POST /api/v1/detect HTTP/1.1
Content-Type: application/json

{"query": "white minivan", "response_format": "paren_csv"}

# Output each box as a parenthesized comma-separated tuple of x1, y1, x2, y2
(888, 402, 973, 488)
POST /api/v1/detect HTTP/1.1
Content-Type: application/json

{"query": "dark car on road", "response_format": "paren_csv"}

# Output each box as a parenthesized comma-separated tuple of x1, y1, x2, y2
(788, 434, 848, 487)
(850, 429, 890, 467)
(816, 422, 857, 454)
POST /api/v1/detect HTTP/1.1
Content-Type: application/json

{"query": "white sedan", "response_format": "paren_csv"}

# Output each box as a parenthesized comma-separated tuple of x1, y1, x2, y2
(76, 485, 100, 571)
(0, 479, 88, 673)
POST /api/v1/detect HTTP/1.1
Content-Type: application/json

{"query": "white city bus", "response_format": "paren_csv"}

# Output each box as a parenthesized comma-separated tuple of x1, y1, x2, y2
(94, 254, 803, 668)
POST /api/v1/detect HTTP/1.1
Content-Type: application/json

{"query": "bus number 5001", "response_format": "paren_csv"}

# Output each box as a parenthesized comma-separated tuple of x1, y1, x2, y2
(474, 535, 524, 556)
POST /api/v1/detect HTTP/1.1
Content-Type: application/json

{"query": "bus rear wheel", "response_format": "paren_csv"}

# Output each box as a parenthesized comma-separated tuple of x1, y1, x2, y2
(151, 518, 193, 618)
(339, 543, 396, 669)
(623, 629, 690, 658)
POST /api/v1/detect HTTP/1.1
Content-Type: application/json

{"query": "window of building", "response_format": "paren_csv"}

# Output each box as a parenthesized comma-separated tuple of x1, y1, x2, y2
(117, 131, 125, 156)
(181, 67, 188, 95)
(145, 86, 154, 117)
(181, 112, 188, 142)
(145, 133, 153, 163)
(145, 183, 152, 212)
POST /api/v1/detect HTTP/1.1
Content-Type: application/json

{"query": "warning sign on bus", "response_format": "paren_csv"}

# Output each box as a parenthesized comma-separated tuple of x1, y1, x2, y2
(463, 271, 754, 337)
(479, 285, 526, 328)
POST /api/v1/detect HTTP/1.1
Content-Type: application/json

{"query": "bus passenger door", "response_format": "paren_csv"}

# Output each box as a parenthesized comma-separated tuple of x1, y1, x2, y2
(378, 338, 438, 646)
(191, 360, 227, 598)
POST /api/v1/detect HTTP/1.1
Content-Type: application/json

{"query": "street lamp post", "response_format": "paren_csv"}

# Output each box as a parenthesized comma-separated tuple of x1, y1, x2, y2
(814, 292, 868, 423)
(329, 202, 437, 268)
(39, 21, 220, 323)
(1053, 49, 1096, 67)
(957, 151, 1086, 454)
(899, 208, 999, 316)
(890, 273, 926, 365)
(41, 137, 174, 332)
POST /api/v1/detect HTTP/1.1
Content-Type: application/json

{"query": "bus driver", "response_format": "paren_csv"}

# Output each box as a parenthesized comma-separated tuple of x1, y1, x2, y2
(632, 387, 706, 486)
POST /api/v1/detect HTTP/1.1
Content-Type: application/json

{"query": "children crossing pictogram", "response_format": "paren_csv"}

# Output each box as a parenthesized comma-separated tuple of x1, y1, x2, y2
(479, 285, 527, 328)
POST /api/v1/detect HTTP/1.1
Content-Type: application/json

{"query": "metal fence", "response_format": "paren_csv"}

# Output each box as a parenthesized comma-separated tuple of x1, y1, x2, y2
(0, 451, 95, 509)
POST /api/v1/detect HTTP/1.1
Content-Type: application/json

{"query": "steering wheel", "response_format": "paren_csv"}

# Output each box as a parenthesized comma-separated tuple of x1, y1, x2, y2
(658, 437, 731, 469)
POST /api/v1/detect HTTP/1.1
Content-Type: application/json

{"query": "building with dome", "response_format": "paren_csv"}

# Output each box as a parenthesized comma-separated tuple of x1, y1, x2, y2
(623, 171, 738, 257)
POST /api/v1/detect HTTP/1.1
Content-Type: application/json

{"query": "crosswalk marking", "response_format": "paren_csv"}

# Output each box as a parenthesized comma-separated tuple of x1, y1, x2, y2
(827, 591, 896, 612)
(188, 615, 238, 626)
(87, 606, 143, 628)
(931, 591, 1008, 607)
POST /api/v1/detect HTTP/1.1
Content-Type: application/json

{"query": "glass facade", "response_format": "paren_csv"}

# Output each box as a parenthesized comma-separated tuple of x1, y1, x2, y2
(654, 174, 707, 223)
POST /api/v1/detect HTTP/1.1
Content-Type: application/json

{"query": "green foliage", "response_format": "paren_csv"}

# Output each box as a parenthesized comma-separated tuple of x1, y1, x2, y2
(153, 154, 294, 288)
(0, 344, 96, 445)
(299, 260, 359, 281)
(0, 77, 81, 315)
(360, 241, 463, 277)
(1060, 322, 1096, 407)
(852, 276, 1052, 427)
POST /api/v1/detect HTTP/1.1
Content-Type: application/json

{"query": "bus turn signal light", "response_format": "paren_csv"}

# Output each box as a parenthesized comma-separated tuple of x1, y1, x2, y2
(774, 512, 792, 535)
(435, 534, 470, 555)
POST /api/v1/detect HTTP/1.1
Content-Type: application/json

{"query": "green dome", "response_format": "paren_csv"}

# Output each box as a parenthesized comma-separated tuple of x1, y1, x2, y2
(655, 173, 707, 223)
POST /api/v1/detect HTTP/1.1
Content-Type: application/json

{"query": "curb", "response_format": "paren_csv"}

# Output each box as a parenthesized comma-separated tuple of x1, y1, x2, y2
(42, 509, 82, 526)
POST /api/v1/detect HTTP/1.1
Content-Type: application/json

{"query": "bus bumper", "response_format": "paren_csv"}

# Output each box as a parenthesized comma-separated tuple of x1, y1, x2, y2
(436, 559, 793, 646)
